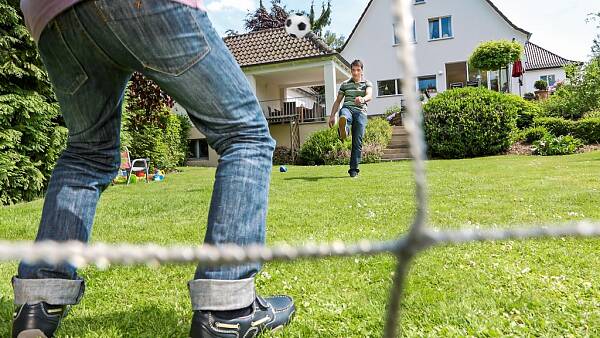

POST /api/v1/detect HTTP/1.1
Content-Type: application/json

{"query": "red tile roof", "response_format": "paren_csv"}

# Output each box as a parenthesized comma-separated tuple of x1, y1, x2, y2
(524, 42, 578, 71)
(223, 28, 341, 67)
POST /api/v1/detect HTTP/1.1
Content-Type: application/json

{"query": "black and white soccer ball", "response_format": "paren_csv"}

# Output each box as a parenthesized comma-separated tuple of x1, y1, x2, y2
(285, 13, 311, 39)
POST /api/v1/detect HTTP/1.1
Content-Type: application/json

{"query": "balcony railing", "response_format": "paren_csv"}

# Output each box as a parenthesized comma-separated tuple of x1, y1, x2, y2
(259, 95, 327, 123)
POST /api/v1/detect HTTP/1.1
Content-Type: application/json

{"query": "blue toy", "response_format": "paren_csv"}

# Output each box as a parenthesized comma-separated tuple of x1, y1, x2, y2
(279, 165, 288, 173)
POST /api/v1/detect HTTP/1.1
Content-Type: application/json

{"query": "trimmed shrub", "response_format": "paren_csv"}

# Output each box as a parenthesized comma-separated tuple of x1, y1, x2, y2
(423, 87, 518, 158)
(533, 117, 574, 137)
(583, 110, 600, 119)
(532, 135, 583, 156)
(534, 117, 600, 144)
(364, 117, 393, 146)
(323, 143, 384, 165)
(298, 118, 392, 165)
(298, 127, 343, 165)
(469, 40, 523, 71)
(534, 80, 548, 91)
(273, 146, 294, 165)
(521, 126, 551, 144)
(574, 118, 600, 144)
(504, 94, 541, 129)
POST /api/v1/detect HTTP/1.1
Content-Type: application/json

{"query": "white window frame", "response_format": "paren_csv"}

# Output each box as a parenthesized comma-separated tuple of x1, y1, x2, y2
(428, 16, 453, 41)
(377, 79, 403, 97)
(393, 20, 417, 45)
(540, 74, 556, 87)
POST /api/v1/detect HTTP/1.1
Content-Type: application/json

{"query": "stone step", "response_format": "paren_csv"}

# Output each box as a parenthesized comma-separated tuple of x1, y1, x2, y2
(383, 149, 411, 155)
(382, 152, 411, 158)
(387, 143, 410, 149)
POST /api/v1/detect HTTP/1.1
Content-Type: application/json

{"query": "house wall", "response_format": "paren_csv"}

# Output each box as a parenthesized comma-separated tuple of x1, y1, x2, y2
(269, 121, 328, 149)
(523, 68, 566, 95)
(255, 76, 282, 114)
(342, 0, 529, 115)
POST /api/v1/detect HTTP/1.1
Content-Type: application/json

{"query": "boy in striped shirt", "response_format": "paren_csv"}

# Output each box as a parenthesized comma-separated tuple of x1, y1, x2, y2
(328, 60, 373, 178)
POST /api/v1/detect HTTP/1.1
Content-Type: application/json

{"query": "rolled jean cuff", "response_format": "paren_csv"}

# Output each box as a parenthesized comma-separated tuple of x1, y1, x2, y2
(188, 277, 255, 311)
(12, 276, 85, 305)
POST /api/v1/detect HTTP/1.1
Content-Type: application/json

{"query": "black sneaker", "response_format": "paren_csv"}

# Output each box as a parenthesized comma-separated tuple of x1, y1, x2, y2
(12, 302, 68, 338)
(189, 295, 295, 338)
(349, 169, 359, 178)
(338, 116, 348, 141)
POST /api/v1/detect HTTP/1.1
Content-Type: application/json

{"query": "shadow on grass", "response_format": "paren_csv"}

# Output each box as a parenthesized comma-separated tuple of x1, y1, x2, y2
(60, 305, 186, 337)
(283, 176, 348, 182)
(1, 295, 13, 337)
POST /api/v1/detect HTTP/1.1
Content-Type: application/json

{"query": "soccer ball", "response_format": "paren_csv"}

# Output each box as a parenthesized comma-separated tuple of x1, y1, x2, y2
(285, 13, 311, 38)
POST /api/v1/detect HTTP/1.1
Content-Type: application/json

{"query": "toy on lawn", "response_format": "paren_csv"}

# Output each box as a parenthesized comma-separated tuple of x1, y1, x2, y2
(279, 165, 288, 173)
(285, 13, 311, 39)
(153, 169, 165, 181)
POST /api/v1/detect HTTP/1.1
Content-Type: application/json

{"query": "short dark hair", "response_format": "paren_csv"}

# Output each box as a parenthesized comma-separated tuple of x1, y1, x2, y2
(351, 59, 364, 70)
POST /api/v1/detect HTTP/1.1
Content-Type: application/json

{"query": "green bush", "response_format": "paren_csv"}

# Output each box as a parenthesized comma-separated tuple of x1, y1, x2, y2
(0, 1, 68, 205)
(574, 118, 600, 144)
(298, 118, 392, 165)
(533, 117, 574, 137)
(583, 110, 600, 118)
(534, 80, 548, 91)
(521, 126, 550, 144)
(383, 104, 403, 118)
(363, 117, 393, 146)
(469, 40, 523, 71)
(538, 58, 600, 119)
(298, 127, 343, 165)
(423, 87, 518, 158)
(122, 109, 190, 170)
(323, 143, 384, 165)
(273, 146, 294, 165)
(504, 94, 541, 129)
(533, 117, 600, 144)
(532, 135, 583, 156)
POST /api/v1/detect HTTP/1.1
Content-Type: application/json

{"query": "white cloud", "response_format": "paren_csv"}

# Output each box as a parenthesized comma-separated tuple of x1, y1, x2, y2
(206, 0, 256, 12)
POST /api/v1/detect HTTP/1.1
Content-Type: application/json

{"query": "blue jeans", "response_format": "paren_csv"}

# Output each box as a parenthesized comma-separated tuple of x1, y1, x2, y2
(339, 107, 367, 172)
(14, 0, 274, 311)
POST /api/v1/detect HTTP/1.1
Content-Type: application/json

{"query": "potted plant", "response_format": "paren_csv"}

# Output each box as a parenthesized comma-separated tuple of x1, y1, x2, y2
(534, 80, 549, 100)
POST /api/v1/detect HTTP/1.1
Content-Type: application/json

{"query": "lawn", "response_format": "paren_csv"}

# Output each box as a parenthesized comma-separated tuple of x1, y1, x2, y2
(1, 152, 600, 337)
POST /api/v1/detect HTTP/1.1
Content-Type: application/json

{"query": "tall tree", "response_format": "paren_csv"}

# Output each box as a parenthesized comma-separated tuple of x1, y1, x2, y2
(587, 12, 600, 58)
(305, 0, 332, 37)
(323, 30, 346, 51)
(244, 0, 288, 32)
(0, 0, 68, 205)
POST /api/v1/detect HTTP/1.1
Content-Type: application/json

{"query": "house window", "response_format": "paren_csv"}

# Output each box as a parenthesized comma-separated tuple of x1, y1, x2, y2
(467, 66, 488, 87)
(446, 62, 467, 89)
(414, 0, 425, 4)
(189, 139, 209, 160)
(429, 16, 452, 40)
(378, 79, 403, 96)
(489, 67, 509, 92)
(418, 76, 437, 93)
(393, 21, 416, 44)
(540, 75, 556, 86)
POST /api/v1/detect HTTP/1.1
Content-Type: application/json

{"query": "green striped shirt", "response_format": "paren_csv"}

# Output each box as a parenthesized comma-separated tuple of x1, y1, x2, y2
(338, 78, 372, 114)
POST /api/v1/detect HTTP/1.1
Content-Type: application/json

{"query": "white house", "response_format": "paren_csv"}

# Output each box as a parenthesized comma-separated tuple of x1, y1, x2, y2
(182, 28, 351, 167)
(340, 0, 577, 115)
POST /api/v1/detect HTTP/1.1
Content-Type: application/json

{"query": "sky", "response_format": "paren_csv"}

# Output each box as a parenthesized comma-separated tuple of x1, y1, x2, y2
(204, 0, 599, 62)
